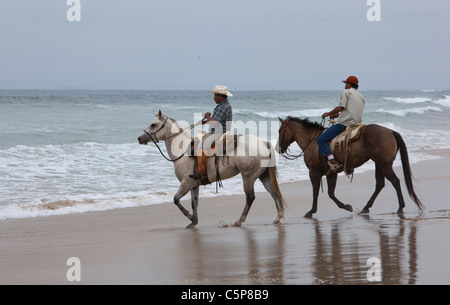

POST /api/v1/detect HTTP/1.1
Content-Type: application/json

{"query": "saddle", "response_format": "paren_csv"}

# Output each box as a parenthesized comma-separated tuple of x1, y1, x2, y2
(190, 132, 239, 157)
(329, 123, 366, 175)
(209, 132, 239, 156)
(189, 132, 239, 188)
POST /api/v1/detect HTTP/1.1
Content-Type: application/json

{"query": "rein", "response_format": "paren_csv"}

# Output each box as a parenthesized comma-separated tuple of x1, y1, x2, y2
(281, 118, 325, 160)
(143, 117, 203, 162)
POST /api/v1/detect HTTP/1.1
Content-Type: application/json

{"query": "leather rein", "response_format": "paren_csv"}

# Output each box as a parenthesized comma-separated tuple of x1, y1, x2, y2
(279, 117, 325, 160)
(143, 117, 203, 162)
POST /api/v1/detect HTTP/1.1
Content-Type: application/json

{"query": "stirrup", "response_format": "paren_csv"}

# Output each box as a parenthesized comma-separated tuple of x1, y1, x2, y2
(327, 160, 343, 174)
(189, 173, 205, 180)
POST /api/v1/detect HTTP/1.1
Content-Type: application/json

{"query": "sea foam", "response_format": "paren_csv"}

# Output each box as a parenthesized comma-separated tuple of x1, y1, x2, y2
(383, 97, 431, 104)
(375, 106, 442, 117)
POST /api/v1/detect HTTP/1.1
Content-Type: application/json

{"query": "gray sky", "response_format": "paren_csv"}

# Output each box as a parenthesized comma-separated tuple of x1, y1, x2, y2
(1, 0, 449, 90)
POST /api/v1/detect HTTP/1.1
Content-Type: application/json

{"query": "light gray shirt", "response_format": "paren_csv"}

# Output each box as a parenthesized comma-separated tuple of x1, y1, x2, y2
(337, 88, 365, 126)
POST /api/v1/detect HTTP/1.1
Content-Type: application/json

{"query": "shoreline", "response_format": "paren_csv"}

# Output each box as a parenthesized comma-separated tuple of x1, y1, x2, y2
(0, 148, 444, 221)
(0, 149, 449, 284)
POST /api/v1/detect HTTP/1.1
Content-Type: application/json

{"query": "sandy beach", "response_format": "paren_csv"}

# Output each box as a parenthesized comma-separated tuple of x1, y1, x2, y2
(1, 150, 450, 285)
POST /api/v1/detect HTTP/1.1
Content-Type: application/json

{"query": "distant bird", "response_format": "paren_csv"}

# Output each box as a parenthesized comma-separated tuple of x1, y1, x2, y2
(323, 19, 330, 22)
(197, 56, 201, 60)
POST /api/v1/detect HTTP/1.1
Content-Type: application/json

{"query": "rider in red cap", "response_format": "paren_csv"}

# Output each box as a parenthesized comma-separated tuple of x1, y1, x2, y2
(317, 76, 365, 173)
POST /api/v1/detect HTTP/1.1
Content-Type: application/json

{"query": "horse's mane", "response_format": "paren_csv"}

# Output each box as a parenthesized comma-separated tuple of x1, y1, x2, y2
(287, 116, 325, 131)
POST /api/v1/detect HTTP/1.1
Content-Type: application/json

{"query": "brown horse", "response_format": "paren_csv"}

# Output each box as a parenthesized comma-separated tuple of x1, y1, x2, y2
(277, 116, 424, 218)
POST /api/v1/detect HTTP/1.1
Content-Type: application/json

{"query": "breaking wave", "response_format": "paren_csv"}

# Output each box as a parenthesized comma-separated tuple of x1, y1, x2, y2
(375, 106, 442, 117)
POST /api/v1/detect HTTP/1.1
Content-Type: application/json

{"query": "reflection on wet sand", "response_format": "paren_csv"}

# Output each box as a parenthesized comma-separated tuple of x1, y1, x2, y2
(171, 210, 445, 285)
(310, 214, 419, 284)
(177, 225, 287, 284)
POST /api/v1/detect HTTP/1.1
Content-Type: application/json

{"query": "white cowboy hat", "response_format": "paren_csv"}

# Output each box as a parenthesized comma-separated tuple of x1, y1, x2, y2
(209, 85, 233, 97)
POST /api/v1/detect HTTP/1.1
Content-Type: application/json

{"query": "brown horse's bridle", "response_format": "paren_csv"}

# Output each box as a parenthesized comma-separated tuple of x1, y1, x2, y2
(279, 117, 325, 160)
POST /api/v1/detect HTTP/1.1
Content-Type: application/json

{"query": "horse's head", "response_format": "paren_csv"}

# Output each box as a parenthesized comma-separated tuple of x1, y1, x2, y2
(138, 110, 169, 145)
(276, 117, 295, 154)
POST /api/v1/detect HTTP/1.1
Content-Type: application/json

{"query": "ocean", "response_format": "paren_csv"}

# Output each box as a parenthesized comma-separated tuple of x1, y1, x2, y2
(1, 89, 449, 219)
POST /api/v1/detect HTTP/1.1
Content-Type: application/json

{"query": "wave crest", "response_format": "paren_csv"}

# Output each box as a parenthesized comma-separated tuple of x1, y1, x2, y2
(234, 108, 329, 119)
(376, 106, 442, 117)
(383, 97, 431, 104)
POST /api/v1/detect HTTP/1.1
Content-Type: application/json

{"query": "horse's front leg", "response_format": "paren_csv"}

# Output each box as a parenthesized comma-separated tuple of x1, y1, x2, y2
(173, 181, 197, 228)
(304, 172, 321, 218)
(326, 173, 353, 213)
(233, 182, 256, 227)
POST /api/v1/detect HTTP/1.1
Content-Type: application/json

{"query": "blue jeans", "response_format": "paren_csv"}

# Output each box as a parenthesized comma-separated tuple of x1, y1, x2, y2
(317, 124, 346, 157)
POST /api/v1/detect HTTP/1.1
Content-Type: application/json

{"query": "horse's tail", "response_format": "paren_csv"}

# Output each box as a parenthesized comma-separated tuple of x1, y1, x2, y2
(393, 131, 425, 211)
(268, 165, 287, 211)
(266, 141, 286, 211)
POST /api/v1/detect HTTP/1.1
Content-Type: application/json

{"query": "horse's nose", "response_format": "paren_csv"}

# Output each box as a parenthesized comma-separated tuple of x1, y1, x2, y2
(138, 135, 146, 145)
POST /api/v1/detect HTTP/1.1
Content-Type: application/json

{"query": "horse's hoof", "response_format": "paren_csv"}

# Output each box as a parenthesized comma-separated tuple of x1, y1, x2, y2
(185, 223, 196, 229)
(359, 208, 370, 214)
(345, 204, 353, 212)
(232, 221, 242, 227)
(273, 216, 283, 225)
(304, 212, 314, 218)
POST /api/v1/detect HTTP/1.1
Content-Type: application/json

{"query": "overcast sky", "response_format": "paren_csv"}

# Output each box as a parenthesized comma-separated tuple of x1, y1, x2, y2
(1, 0, 449, 90)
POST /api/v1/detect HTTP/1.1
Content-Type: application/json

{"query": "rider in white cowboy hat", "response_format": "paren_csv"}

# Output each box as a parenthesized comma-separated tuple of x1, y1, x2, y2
(208, 85, 233, 96)
(189, 85, 233, 181)
(203, 85, 233, 133)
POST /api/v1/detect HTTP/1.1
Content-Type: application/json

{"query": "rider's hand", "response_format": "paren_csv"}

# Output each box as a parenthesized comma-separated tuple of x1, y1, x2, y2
(202, 112, 211, 124)
(330, 113, 339, 119)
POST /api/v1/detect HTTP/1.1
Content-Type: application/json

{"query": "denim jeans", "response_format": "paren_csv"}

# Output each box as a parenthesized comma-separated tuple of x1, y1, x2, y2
(317, 123, 346, 156)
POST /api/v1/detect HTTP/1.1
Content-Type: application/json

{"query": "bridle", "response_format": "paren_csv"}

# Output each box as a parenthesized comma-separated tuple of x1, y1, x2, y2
(143, 116, 203, 162)
(143, 116, 169, 144)
(142, 116, 184, 162)
(279, 117, 325, 160)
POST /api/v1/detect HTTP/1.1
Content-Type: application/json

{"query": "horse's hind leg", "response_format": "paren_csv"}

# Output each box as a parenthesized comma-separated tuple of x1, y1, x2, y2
(361, 165, 385, 213)
(258, 169, 284, 224)
(187, 186, 200, 229)
(326, 173, 353, 213)
(383, 166, 406, 213)
(233, 180, 256, 227)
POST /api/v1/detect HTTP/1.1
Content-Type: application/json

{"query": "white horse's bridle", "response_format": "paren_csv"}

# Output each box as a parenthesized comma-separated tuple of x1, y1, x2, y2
(142, 116, 203, 162)
(143, 116, 169, 144)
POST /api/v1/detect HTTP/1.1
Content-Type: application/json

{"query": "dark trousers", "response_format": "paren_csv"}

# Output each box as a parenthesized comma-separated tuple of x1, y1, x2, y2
(317, 123, 346, 157)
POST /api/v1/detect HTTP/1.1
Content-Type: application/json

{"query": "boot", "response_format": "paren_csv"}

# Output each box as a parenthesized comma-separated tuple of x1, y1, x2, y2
(327, 158, 343, 174)
(189, 150, 208, 180)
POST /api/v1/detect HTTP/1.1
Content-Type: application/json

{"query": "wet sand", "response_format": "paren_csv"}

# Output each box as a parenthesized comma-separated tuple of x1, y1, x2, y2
(0, 150, 449, 285)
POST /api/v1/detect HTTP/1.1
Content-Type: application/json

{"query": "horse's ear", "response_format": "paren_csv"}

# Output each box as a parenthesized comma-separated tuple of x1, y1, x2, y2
(278, 117, 285, 124)
(158, 110, 162, 118)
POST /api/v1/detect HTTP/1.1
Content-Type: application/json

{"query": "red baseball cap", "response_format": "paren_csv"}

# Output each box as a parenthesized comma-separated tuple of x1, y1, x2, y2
(342, 76, 359, 84)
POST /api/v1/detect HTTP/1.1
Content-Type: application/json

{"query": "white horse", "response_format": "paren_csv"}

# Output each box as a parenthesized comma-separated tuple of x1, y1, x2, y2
(138, 110, 286, 228)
